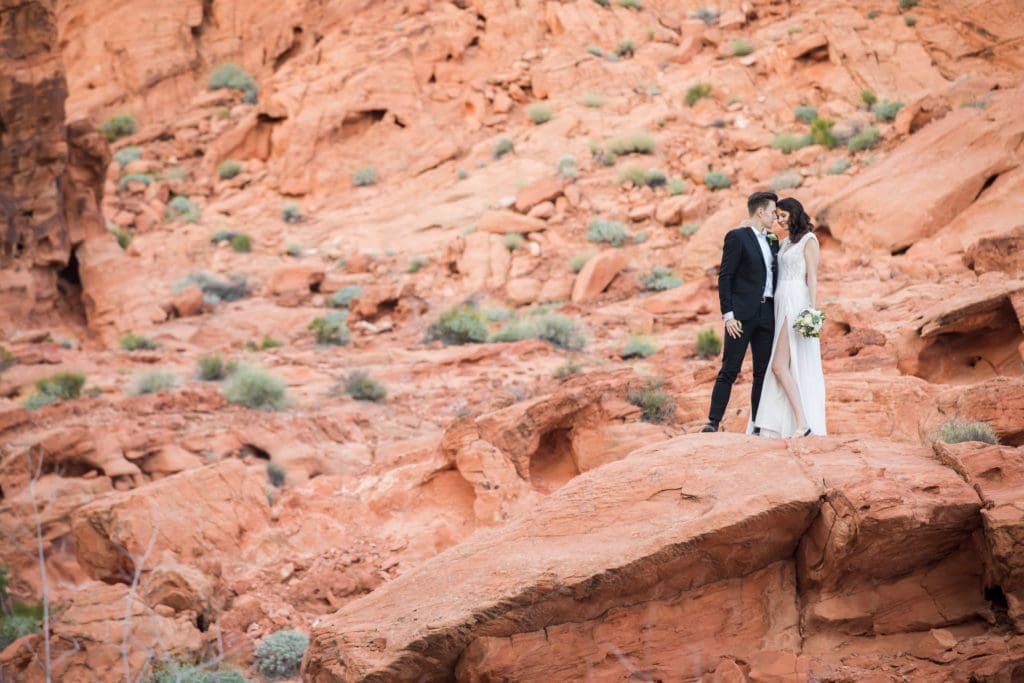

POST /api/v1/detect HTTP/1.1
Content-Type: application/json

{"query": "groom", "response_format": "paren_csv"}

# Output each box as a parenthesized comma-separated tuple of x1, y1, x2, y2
(700, 191, 779, 433)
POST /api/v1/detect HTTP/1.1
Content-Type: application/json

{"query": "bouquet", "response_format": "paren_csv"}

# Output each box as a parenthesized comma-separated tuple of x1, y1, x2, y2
(793, 308, 826, 338)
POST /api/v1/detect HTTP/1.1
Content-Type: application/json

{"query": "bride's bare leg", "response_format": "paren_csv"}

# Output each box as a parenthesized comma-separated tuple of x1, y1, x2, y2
(771, 318, 809, 432)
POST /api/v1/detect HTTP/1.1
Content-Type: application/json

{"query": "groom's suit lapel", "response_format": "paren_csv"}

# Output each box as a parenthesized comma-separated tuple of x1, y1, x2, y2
(740, 227, 768, 288)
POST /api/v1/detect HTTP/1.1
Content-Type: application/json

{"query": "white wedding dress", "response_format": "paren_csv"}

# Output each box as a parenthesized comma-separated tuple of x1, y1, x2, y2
(751, 233, 827, 437)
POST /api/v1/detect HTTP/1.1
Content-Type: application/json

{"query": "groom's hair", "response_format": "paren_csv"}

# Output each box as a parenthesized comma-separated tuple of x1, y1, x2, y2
(747, 191, 778, 216)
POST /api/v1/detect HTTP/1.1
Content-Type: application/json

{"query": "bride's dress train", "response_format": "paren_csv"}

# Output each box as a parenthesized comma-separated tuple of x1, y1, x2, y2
(751, 233, 827, 438)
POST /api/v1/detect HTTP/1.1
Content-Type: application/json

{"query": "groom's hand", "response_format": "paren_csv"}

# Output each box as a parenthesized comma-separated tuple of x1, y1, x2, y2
(725, 319, 743, 339)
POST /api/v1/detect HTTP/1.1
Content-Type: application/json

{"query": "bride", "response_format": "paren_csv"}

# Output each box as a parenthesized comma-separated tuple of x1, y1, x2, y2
(752, 197, 827, 437)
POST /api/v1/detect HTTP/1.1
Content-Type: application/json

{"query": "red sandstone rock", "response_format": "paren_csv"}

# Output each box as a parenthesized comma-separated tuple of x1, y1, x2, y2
(514, 177, 565, 213)
(478, 210, 548, 234)
(571, 250, 628, 303)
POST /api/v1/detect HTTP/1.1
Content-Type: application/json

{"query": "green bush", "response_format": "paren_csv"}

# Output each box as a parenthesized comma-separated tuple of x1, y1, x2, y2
(899, 0, 917, 8)
(353, 166, 377, 186)
(502, 233, 525, 251)
(110, 226, 132, 250)
(634, 231, 647, 244)
(343, 370, 387, 402)
(615, 39, 635, 58)
(627, 379, 675, 424)
(229, 233, 252, 253)
(621, 336, 656, 359)
(427, 305, 489, 345)
(903, 14, 916, 26)
(793, 105, 817, 123)
(223, 364, 288, 410)
(218, 160, 243, 180)
(309, 314, 351, 345)
(118, 173, 153, 191)
(254, 630, 309, 680)
(175, 272, 249, 303)
(685, 83, 712, 107)
(259, 336, 283, 350)
(867, 10, 880, 18)
(557, 154, 578, 179)
(30, 372, 86, 405)
(100, 115, 137, 142)
(937, 420, 998, 445)
(680, 222, 701, 237)
(731, 39, 753, 56)
(0, 598, 42, 650)
(772, 169, 803, 191)
(282, 203, 302, 224)
(582, 93, 603, 108)
(593, 0, 610, 6)
(847, 127, 880, 152)
(861, 90, 878, 108)
(554, 359, 582, 379)
(696, 328, 722, 358)
(0, 346, 14, 374)
(689, 7, 720, 24)
(209, 63, 258, 102)
(873, 100, 904, 121)
(569, 252, 595, 273)
(619, 0, 641, 7)
(528, 105, 552, 124)
(211, 229, 237, 244)
(618, 166, 646, 187)
(114, 146, 142, 168)
(704, 171, 731, 190)
(266, 462, 287, 488)
(644, 168, 667, 187)
(605, 132, 656, 157)
(407, 256, 428, 273)
(457, 168, 469, 180)
(328, 285, 364, 308)
(132, 369, 178, 396)
(492, 138, 514, 160)
(121, 332, 158, 351)
(809, 118, 838, 148)
(772, 133, 811, 154)
(147, 662, 251, 683)
(641, 266, 682, 291)
(286, 243, 302, 257)
(165, 196, 200, 223)
(668, 178, 686, 196)
(492, 314, 587, 351)
(197, 353, 228, 381)
(586, 44, 603, 57)
(827, 157, 852, 175)
(587, 218, 629, 246)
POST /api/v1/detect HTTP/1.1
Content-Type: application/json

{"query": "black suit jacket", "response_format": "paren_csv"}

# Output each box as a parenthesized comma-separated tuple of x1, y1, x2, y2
(718, 226, 779, 321)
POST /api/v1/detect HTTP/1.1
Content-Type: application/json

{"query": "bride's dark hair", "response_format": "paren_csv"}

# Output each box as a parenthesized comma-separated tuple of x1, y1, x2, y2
(777, 197, 813, 243)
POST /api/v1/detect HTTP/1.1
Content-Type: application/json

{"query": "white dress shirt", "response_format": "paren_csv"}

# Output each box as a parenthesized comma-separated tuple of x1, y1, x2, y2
(723, 226, 774, 322)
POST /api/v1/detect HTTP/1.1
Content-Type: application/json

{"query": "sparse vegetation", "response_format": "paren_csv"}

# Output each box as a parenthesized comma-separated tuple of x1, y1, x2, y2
(132, 369, 178, 396)
(110, 225, 132, 250)
(686, 83, 712, 107)
(615, 39, 636, 58)
(593, 0, 610, 6)
(328, 285, 364, 308)
(502, 233, 525, 251)
(353, 166, 378, 186)
(696, 328, 722, 359)
(867, 10, 880, 18)
(492, 314, 587, 351)
(23, 372, 86, 410)
(899, 0, 917, 8)
(557, 154, 579, 179)
(197, 353, 228, 381)
(619, 166, 664, 187)
(527, 104, 552, 125)
(118, 173, 153, 191)
(114, 146, 142, 168)
(218, 160, 243, 180)
(341, 370, 387, 402)
(937, 420, 999, 445)
(668, 178, 686, 196)
(100, 114, 137, 142)
(586, 218, 629, 246)
(165, 196, 201, 223)
(903, 14, 916, 26)
(731, 39, 753, 56)
(689, 7, 720, 24)
(209, 63, 258, 102)
(582, 93, 603, 108)
(230, 233, 252, 253)
(627, 379, 675, 424)
(772, 133, 811, 154)
(175, 271, 249, 303)
(308, 314, 351, 345)
(147, 662, 252, 683)
(120, 332, 158, 351)
(704, 171, 731, 190)
(427, 304, 489, 345)
(794, 105, 817, 123)
(254, 630, 309, 680)
(861, 90, 878, 108)
(554, 359, 582, 379)
(810, 117, 838, 148)
(223, 364, 288, 410)
(641, 266, 682, 291)
(407, 256, 428, 273)
(286, 243, 302, 258)
(282, 203, 303, 224)
(680, 222, 701, 237)
(586, 44, 604, 57)
(0, 572, 42, 649)
(847, 126, 880, 152)
(873, 100, 905, 121)
(621, 336, 656, 359)
(569, 252, 595, 273)
(266, 462, 287, 487)
(457, 168, 469, 180)
(605, 132, 656, 159)
(772, 169, 803, 191)
(212, 229, 237, 244)
(0, 346, 14, 374)
(247, 336, 284, 351)
(619, 0, 641, 8)
(827, 157, 852, 175)
(492, 138, 514, 160)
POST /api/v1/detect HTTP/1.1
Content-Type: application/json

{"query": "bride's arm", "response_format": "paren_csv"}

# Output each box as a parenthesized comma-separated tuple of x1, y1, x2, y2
(804, 236, 820, 308)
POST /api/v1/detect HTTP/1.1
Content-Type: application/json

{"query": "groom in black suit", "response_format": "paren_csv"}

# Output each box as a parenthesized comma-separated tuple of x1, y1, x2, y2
(701, 191, 779, 433)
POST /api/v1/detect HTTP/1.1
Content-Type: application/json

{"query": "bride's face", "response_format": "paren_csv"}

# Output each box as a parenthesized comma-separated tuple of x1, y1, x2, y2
(775, 208, 790, 233)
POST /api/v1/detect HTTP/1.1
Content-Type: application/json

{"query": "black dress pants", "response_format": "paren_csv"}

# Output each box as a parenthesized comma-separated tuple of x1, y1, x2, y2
(707, 299, 775, 426)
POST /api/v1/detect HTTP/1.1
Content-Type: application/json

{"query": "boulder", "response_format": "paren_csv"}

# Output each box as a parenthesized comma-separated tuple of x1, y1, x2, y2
(571, 250, 628, 302)
(478, 210, 548, 234)
(266, 263, 326, 307)
(170, 284, 204, 317)
(964, 225, 1024, 275)
(514, 178, 565, 213)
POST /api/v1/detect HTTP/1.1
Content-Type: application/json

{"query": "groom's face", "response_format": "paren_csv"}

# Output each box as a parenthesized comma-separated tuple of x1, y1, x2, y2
(760, 201, 777, 225)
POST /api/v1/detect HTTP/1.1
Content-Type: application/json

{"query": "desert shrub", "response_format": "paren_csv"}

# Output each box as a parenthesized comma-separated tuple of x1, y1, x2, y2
(847, 126, 880, 152)
(328, 285, 364, 309)
(696, 328, 722, 358)
(827, 157, 852, 175)
(110, 226, 132, 249)
(285, 243, 302, 257)
(165, 196, 200, 223)
(867, 10, 880, 18)
(633, 231, 647, 244)
(899, 0, 917, 8)
(100, 114, 137, 142)
(557, 154, 578, 179)
(937, 420, 998, 445)
(229, 233, 251, 253)
(627, 379, 675, 424)
(771, 133, 811, 154)
(731, 39, 753, 56)
(528, 105, 552, 124)
(873, 100, 904, 121)
(569, 252, 595, 273)
(211, 229, 237, 243)
(457, 168, 469, 180)
(593, 0, 610, 6)
(704, 171, 731, 190)
(197, 353, 228, 381)
(685, 83, 712, 107)
(118, 173, 153, 191)
(121, 332, 158, 351)
(668, 178, 686, 195)
(618, 166, 646, 187)
(407, 256, 428, 273)
(427, 305, 488, 345)
(343, 370, 387, 402)
(218, 160, 242, 180)
(582, 93, 603, 108)
(175, 271, 248, 303)
(680, 222, 701, 237)
(132, 369, 178, 396)
(353, 166, 377, 186)
(586, 44, 603, 57)
(615, 39, 635, 58)
(308, 314, 351, 345)
(621, 336, 656, 359)
(254, 630, 308, 679)
(209, 63, 258, 102)
(605, 132, 656, 158)
(619, 0, 641, 7)
(281, 203, 302, 224)
(492, 138, 514, 160)
(903, 14, 916, 26)
(772, 169, 803, 191)
(223, 364, 288, 410)
(689, 7, 720, 24)
(641, 266, 682, 291)
(0, 347, 13, 374)
(0, 596, 42, 650)
(861, 90, 878, 107)
(643, 168, 667, 187)
(793, 105, 817, 123)
(493, 314, 586, 351)
(266, 462, 287, 488)
(554, 359, 582, 379)
(114, 146, 142, 168)
(587, 218, 629, 246)
(25, 372, 86, 411)
(810, 117, 838, 148)
(147, 662, 251, 683)
(502, 233, 525, 251)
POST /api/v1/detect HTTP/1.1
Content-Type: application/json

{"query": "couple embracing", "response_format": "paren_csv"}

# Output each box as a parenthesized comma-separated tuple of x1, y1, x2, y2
(700, 192, 827, 438)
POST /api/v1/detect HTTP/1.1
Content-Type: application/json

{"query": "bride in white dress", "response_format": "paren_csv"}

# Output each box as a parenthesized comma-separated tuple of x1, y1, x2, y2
(753, 197, 827, 438)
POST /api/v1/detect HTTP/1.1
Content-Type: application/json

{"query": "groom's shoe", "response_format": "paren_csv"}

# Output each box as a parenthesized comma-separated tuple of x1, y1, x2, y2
(699, 421, 719, 433)
(752, 426, 761, 436)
